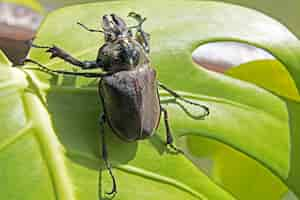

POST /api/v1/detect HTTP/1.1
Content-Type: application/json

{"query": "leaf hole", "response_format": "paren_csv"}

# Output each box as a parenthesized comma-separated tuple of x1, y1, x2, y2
(192, 41, 274, 73)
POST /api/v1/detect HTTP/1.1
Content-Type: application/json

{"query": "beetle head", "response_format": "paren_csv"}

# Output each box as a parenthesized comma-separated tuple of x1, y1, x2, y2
(96, 14, 150, 72)
(101, 14, 132, 42)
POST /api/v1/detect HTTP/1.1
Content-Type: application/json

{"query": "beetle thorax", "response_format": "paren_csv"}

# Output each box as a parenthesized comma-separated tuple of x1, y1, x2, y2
(97, 37, 149, 73)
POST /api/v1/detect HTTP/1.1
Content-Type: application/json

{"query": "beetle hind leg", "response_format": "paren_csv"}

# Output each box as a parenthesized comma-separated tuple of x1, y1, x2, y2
(158, 82, 210, 119)
(161, 107, 184, 154)
(99, 113, 117, 199)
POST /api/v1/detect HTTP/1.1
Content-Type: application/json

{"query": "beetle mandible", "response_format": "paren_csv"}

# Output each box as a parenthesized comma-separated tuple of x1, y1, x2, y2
(19, 12, 210, 198)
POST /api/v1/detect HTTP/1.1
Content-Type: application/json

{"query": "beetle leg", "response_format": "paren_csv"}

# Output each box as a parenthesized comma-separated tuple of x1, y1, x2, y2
(77, 22, 106, 33)
(27, 41, 100, 69)
(158, 82, 210, 118)
(161, 107, 183, 154)
(128, 12, 147, 30)
(99, 113, 117, 198)
(20, 59, 111, 78)
(127, 12, 150, 53)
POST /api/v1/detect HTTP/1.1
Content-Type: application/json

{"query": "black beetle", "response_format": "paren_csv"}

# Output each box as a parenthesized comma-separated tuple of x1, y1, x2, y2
(19, 12, 209, 198)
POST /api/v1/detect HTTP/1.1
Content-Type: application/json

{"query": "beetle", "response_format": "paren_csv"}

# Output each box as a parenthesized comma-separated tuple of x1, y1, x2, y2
(19, 12, 209, 198)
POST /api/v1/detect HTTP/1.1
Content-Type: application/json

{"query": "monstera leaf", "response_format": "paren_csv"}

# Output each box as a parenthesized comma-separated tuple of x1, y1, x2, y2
(1, 0, 300, 199)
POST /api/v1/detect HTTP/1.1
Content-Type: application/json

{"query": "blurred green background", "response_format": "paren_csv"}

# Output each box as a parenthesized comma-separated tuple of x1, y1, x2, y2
(212, 0, 299, 39)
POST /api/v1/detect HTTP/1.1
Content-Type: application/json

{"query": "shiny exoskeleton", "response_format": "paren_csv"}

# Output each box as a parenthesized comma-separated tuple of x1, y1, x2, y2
(20, 12, 209, 199)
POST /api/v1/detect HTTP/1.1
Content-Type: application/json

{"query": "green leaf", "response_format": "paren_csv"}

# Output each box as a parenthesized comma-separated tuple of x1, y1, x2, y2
(224, 59, 300, 198)
(285, 98, 300, 199)
(0, 51, 10, 65)
(0, 51, 235, 200)
(223, 59, 300, 199)
(1, 0, 299, 199)
(225, 59, 300, 101)
(182, 136, 288, 200)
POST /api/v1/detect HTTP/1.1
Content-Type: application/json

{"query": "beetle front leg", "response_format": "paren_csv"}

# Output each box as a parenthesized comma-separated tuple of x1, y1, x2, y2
(77, 22, 106, 33)
(128, 12, 150, 53)
(29, 42, 99, 69)
(20, 59, 110, 78)
(99, 113, 117, 198)
(158, 82, 210, 118)
(161, 107, 183, 154)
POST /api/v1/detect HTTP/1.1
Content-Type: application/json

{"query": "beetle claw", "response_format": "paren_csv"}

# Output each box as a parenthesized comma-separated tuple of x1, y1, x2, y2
(105, 175, 117, 195)
(105, 183, 117, 199)
(104, 161, 117, 199)
(46, 46, 60, 59)
(106, 187, 117, 197)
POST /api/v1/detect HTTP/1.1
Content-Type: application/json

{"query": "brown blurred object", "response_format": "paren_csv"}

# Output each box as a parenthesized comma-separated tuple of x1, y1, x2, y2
(0, 2, 43, 65)
(192, 42, 274, 73)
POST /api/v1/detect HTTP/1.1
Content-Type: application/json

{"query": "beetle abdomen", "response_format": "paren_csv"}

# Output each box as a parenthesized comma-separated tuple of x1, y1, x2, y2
(99, 65, 160, 141)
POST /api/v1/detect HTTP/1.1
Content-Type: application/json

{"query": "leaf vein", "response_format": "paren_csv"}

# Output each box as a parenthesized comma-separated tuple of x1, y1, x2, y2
(67, 150, 206, 199)
(117, 164, 206, 200)
(0, 121, 33, 152)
